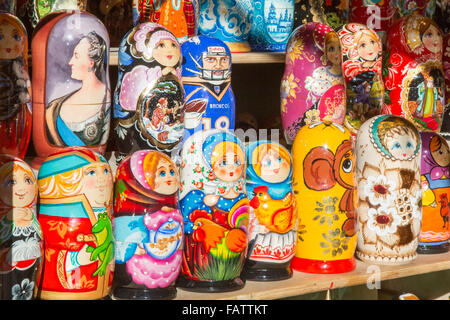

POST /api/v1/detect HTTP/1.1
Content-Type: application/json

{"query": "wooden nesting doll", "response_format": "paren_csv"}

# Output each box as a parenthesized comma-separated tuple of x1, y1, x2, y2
(198, 0, 254, 53)
(383, 14, 445, 133)
(355, 115, 422, 265)
(293, 0, 349, 30)
(0, 155, 43, 300)
(181, 35, 235, 139)
(26, 0, 87, 28)
(441, 34, 450, 138)
(113, 22, 185, 164)
(134, 0, 198, 43)
(249, 0, 295, 52)
(337, 23, 385, 136)
(291, 122, 357, 274)
(112, 150, 183, 300)
(31, 11, 111, 169)
(242, 140, 297, 281)
(0, 12, 32, 159)
(36, 147, 114, 300)
(348, 0, 397, 44)
(177, 129, 249, 292)
(417, 132, 450, 253)
(87, 0, 135, 47)
(281, 22, 346, 145)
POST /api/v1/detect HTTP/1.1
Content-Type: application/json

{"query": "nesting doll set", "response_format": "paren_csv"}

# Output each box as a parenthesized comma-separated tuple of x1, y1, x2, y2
(181, 35, 235, 139)
(0, 12, 32, 159)
(134, 0, 199, 43)
(249, 0, 295, 52)
(113, 22, 185, 163)
(441, 34, 450, 137)
(291, 122, 357, 273)
(113, 150, 183, 299)
(281, 22, 346, 145)
(36, 147, 114, 299)
(0, 155, 42, 299)
(383, 14, 445, 133)
(355, 115, 422, 265)
(177, 130, 249, 292)
(337, 23, 384, 135)
(418, 132, 450, 254)
(198, 0, 254, 53)
(31, 10, 111, 168)
(242, 140, 297, 281)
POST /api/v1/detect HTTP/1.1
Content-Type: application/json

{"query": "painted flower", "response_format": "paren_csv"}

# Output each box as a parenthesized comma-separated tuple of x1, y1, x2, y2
(281, 73, 298, 99)
(367, 205, 401, 236)
(11, 278, 34, 300)
(362, 175, 397, 206)
(304, 109, 321, 125)
(395, 188, 421, 222)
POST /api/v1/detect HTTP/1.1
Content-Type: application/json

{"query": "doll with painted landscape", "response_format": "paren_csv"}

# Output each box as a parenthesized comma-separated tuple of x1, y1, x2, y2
(338, 23, 384, 135)
(113, 150, 183, 300)
(36, 148, 114, 300)
(418, 132, 450, 254)
(281, 22, 346, 145)
(113, 22, 184, 161)
(0, 12, 32, 159)
(242, 140, 297, 281)
(355, 115, 422, 265)
(0, 155, 42, 299)
(178, 130, 249, 292)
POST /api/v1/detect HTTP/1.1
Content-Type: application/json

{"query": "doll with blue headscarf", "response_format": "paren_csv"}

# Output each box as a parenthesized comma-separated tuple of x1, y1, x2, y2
(242, 140, 297, 280)
(178, 129, 249, 291)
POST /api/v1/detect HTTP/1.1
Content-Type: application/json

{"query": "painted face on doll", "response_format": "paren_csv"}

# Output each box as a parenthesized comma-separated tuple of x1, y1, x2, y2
(421, 24, 442, 54)
(326, 37, 341, 66)
(259, 150, 290, 184)
(357, 33, 380, 62)
(384, 130, 417, 160)
(153, 39, 180, 67)
(0, 19, 24, 60)
(80, 163, 113, 207)
(212, 150, 244, 183)
(0, 167, 36, 207)
(431, 137, 450, 167)
(69, 37, 94, 81)
(203, 55, 230, 73)
(153, 158, 179, 195)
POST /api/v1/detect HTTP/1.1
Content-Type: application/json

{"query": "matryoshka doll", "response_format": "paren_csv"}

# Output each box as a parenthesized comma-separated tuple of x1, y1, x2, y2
(177, 129, 249, 292)
(112, 150, 183, 300)
(383, 14, 445, 133)
(281, 23, 346, 145)
(293, 0, 349, 30)
(134, 0, 198, 43)
(249, 0, 295, 52)
(291, 122, 357, 273)
(113, 22, 185, 164)
(348, 0, 397, 44)
(394, 0, 435, 18)
(181, 35, 235, 137)
(242, 140, 297, 281)
(417, 132, 450, 253)
(36, 147, 114, 300)
(337, 23, 384, 136)
(31, 11, 111, 169)
(355, 115, 422, 265)
(0, 155, 42, 300)
(440, 34, 450, 138)
(0, 12, 32, 159)
(198, 0, 254, 53)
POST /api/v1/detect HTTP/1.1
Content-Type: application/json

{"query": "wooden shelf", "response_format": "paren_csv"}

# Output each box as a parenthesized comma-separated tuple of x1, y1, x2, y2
(108, 48, 286, 66)
(175, 251, 450, 300)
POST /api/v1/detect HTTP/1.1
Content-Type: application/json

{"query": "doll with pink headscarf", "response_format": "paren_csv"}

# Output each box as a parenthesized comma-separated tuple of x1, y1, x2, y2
(113, 22, 185, 160)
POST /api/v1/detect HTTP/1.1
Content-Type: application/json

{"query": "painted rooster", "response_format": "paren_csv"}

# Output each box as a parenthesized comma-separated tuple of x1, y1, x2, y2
(440, 193, 449, 228)
(249, 185, 296, 234)
(190, 199, 249, 259)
